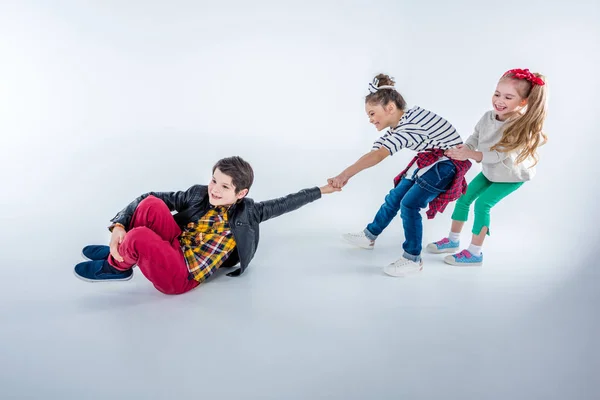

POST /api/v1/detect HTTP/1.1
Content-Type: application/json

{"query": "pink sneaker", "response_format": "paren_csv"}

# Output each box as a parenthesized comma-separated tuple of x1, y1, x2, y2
(426, 237, 460, 254)
(444, 249, 483, 266)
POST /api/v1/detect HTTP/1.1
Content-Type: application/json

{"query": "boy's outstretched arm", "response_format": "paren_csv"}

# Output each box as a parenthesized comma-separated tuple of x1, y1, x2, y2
(250, 184, 339, 224)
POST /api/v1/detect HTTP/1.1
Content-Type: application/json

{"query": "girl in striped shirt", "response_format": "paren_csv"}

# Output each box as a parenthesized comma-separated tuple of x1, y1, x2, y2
(328, 74, 471, 277)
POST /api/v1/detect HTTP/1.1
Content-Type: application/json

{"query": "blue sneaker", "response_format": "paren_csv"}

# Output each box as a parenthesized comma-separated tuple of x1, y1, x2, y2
(74, 260, 133, 282)
(444, 249, 483, 266)
(426, 237, 460, 254)
(81, 245, 110, 261)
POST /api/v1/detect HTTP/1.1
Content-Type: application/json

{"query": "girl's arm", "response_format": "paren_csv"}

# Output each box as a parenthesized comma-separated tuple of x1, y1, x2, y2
(328, 147, 390, 188)
(446, 116, 506, 163)
(464, 132, 479, 152)
(445, 144, 484, 162)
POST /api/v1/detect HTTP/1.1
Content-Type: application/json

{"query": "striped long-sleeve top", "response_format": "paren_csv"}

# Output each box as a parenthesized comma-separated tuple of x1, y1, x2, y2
(372, 106, 463, 154)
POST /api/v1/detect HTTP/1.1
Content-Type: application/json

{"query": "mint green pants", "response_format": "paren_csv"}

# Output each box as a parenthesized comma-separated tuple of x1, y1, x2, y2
(451, 172, 524, 236)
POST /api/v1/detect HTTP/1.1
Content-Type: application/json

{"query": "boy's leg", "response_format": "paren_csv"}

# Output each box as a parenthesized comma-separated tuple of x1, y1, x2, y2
(365, 178, 415, 238)
(109, 195, 198, 294)
(117, 227, 198, 294)
(108, 195, 181, 268)
(80, 194, 176, 262)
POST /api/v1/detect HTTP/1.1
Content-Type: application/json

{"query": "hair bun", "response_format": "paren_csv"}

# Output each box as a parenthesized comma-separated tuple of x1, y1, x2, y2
(374, 73, 395, 87)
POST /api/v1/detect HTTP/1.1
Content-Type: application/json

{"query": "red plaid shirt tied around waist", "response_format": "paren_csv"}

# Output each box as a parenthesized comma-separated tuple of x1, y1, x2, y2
(393, 149, 472, 219)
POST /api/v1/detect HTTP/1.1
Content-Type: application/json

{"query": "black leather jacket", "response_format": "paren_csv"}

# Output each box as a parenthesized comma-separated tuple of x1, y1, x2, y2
(109, 185, 322, 277)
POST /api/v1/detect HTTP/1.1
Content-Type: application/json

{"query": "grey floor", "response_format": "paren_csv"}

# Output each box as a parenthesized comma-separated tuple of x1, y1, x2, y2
(1, 219, 597, 400)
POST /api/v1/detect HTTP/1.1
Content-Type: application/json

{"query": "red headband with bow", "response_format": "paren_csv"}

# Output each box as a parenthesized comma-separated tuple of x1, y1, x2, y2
(504, 68, 545, 86)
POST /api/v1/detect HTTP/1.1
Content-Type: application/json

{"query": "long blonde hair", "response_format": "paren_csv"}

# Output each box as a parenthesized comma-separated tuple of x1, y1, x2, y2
(490, 70, 548, 166)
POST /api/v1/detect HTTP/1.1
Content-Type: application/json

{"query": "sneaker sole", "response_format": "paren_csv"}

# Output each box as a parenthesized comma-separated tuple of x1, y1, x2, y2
(73, 268, 133, 283)
(341, 237, 374, 250)
(443, 258, 482, 267)
(426, 246, 459, 254)
(383, 264, 424, 277)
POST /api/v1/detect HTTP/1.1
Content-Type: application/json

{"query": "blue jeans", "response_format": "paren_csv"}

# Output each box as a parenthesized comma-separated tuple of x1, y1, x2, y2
(365, 160, 456, 262)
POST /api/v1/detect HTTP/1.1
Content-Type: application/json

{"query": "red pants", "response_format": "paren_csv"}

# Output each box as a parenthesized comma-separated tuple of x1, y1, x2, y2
(108, 196, 199, 295)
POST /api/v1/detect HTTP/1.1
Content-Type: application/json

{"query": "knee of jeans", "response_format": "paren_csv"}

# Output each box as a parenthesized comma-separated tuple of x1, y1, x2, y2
(384, 193, 401, 209)
(400, 199, 420, 214)
(383, 192, 394, 203)
(387, 185, 403, 198)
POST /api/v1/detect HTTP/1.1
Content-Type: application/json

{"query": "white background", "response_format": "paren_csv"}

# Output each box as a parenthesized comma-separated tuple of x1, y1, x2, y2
(1, 1, 598, 399)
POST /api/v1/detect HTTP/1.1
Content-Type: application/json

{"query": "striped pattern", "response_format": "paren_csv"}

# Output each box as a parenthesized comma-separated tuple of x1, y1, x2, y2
(373, 106, 462, 155)
(179, 206, 236, 283)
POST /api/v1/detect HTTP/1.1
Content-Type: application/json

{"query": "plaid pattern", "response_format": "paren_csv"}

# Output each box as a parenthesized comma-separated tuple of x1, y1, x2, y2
(179, 206, 236, 282)
(394, 149, 472, 219)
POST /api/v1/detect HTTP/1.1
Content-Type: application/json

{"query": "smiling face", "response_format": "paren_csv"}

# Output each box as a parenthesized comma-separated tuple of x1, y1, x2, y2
(492, 80, 528, 121)
(365, 101, 398, 131)
(207, 168, 248, 206)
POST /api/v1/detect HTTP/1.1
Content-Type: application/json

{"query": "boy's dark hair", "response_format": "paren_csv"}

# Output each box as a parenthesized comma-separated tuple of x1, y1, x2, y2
(212, 156, 254, 193)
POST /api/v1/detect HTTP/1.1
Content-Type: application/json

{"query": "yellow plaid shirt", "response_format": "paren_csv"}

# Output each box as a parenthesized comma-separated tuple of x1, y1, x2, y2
(179, 206, 236, 283)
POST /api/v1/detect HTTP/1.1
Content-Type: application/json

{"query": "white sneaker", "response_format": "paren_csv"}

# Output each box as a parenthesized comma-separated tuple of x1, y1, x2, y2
(383, 256, 423, 277)
(341, 231, 375, 250)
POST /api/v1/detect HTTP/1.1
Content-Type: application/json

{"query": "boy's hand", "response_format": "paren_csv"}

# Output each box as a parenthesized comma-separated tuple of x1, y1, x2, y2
(327, 173, 349, 189)
(320, 184, 341, 195)
(109, 226, 126, 262)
